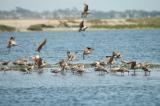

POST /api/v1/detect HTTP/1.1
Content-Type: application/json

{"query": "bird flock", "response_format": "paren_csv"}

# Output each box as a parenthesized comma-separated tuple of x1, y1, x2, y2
(0, 3, 151, 76)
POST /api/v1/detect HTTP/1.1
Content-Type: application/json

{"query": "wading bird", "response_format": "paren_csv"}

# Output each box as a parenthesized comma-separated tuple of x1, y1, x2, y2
(67, 51, 77, 61)
(94, 61, 108, 73)
(59, 59, 68, 71)
(83, 47, 94, 59)
(32, 55, 44, 68)
(106, 51, 122, 70)
(140, 63, 150, 76)
(111, 67, 129, 76)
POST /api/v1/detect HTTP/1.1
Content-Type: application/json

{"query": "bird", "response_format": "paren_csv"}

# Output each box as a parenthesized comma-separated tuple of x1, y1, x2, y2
(140, 63, 150, 76)
(12, 59, 28, 66)
(94, 61, 108, 73)
(32, 55, 44, 68)
(106, 54, 115, 70)
(51, 68, 61, 74)
(112, 51, 122, 59)
(83, 47, 94, 59)
(59, 59, 68, 71)
(67, 51, 77, 61)
(106, 51, 122, 70)
(36, 38, 47, 52)
(121, 60, 137, 76)
(79, 20, 88, 32)
(111, 67, 129, 76)
(0, 61, 11, 65)
(81, 3, 90, 18)
(71, 64, 85, 74)
(7, 36, 17, 48)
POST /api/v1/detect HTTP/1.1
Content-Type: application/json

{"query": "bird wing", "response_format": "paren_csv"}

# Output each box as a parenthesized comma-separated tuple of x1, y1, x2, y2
(36, 38, 47, 52)
(84, 4, 88, 12)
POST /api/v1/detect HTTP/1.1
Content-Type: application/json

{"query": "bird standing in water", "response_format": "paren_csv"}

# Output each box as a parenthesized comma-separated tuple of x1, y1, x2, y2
(83, 47, 94, 59)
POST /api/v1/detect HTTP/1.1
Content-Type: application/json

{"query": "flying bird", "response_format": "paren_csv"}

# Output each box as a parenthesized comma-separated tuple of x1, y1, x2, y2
(7, 36, 17, 48)
(81, 3, 90, 18)
(79, 20, 88, 32)
(36, 38, 47, 52)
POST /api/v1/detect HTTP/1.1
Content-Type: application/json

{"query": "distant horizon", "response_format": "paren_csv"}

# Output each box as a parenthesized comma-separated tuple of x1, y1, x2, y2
(0, 0, 160, 12)
(0, 6, 160, 12)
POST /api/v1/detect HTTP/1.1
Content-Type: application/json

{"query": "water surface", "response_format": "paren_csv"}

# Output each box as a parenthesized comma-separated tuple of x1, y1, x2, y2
(0, 29, 160, 106)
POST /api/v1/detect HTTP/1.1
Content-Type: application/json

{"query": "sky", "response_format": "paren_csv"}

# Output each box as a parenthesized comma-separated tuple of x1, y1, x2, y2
(0, 0, 160, 11)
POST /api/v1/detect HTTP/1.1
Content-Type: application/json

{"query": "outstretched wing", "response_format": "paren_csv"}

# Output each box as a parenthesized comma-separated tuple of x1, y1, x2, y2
(84, 4, 88, 12)
(36, 38, 47, 52)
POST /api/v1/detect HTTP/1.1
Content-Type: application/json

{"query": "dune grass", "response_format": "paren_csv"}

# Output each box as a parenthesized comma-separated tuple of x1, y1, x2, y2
(0, 24, 16, 32)
(27, 24, 55, 31)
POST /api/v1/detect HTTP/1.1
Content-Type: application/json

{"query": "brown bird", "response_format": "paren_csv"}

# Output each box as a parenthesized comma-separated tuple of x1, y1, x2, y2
(36, 38, 47, 52)
(59, 59, 68, 71)
(106, 55, 115, 70)
(7, 36, 17, 48)
(32, 55, 44, 68)
(81, 3, 90, 18)
(140, 63, 150, 76)
(83, 47, 94, 59)
(71, 64, 85, 74)
(106, 51, 122, 70)
(94, 61, 108, 73)
(67, 51, 77, 61)
(111, 67, 129, 76)
(79, 20, 88, 32)
(121, 60, 137, 76)
(113, 51, 122, 59)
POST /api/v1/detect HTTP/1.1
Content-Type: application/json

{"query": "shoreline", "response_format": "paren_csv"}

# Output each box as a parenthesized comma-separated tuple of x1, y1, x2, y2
(0, 18, 160, 32)
(0, 27, 160, 33)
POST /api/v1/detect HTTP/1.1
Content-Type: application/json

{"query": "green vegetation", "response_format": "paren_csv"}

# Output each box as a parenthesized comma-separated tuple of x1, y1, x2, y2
(91, 24, 160, 29)
(90, 17, 160, 29)
(27, 24, 54, 31)
(0, 25, 16, 32)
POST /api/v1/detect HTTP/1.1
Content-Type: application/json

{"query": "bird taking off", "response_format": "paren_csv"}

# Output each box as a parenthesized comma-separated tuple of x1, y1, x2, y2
(81, 3, 90, 18)
(36, 38, 47, 52)
(79, 20, 88, 32)
(7, 36, 17, 48)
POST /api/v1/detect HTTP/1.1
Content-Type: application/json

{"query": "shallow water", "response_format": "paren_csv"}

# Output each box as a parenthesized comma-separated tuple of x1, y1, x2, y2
(0, 29, 160, 106)
(0, 70, 160, 106)
(0, 29, 160, 64)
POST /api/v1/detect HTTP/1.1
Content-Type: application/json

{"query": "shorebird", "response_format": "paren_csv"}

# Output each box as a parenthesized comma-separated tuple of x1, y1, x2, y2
(140, 63, 150, 76)
(13, 59, 28, 66)
(111, 67, 129, 76)
(121, 60, 138, 76)
(79, 20, 88, 32)
(67, 51, 77, 61)
(36, 38, 47, 52)
(7, 36, 17, 48)
(81, 3, 90, 18)
(94, 61, 108, 73)
(32, 55, 44, 68)
(106, 51, 122, 70)
(59, 59, 68, 71)
(71, 64, 85, 74)
(113, 51, 122, 59)
(83, 47, 94, 59)
(0, 61, 11, 65)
